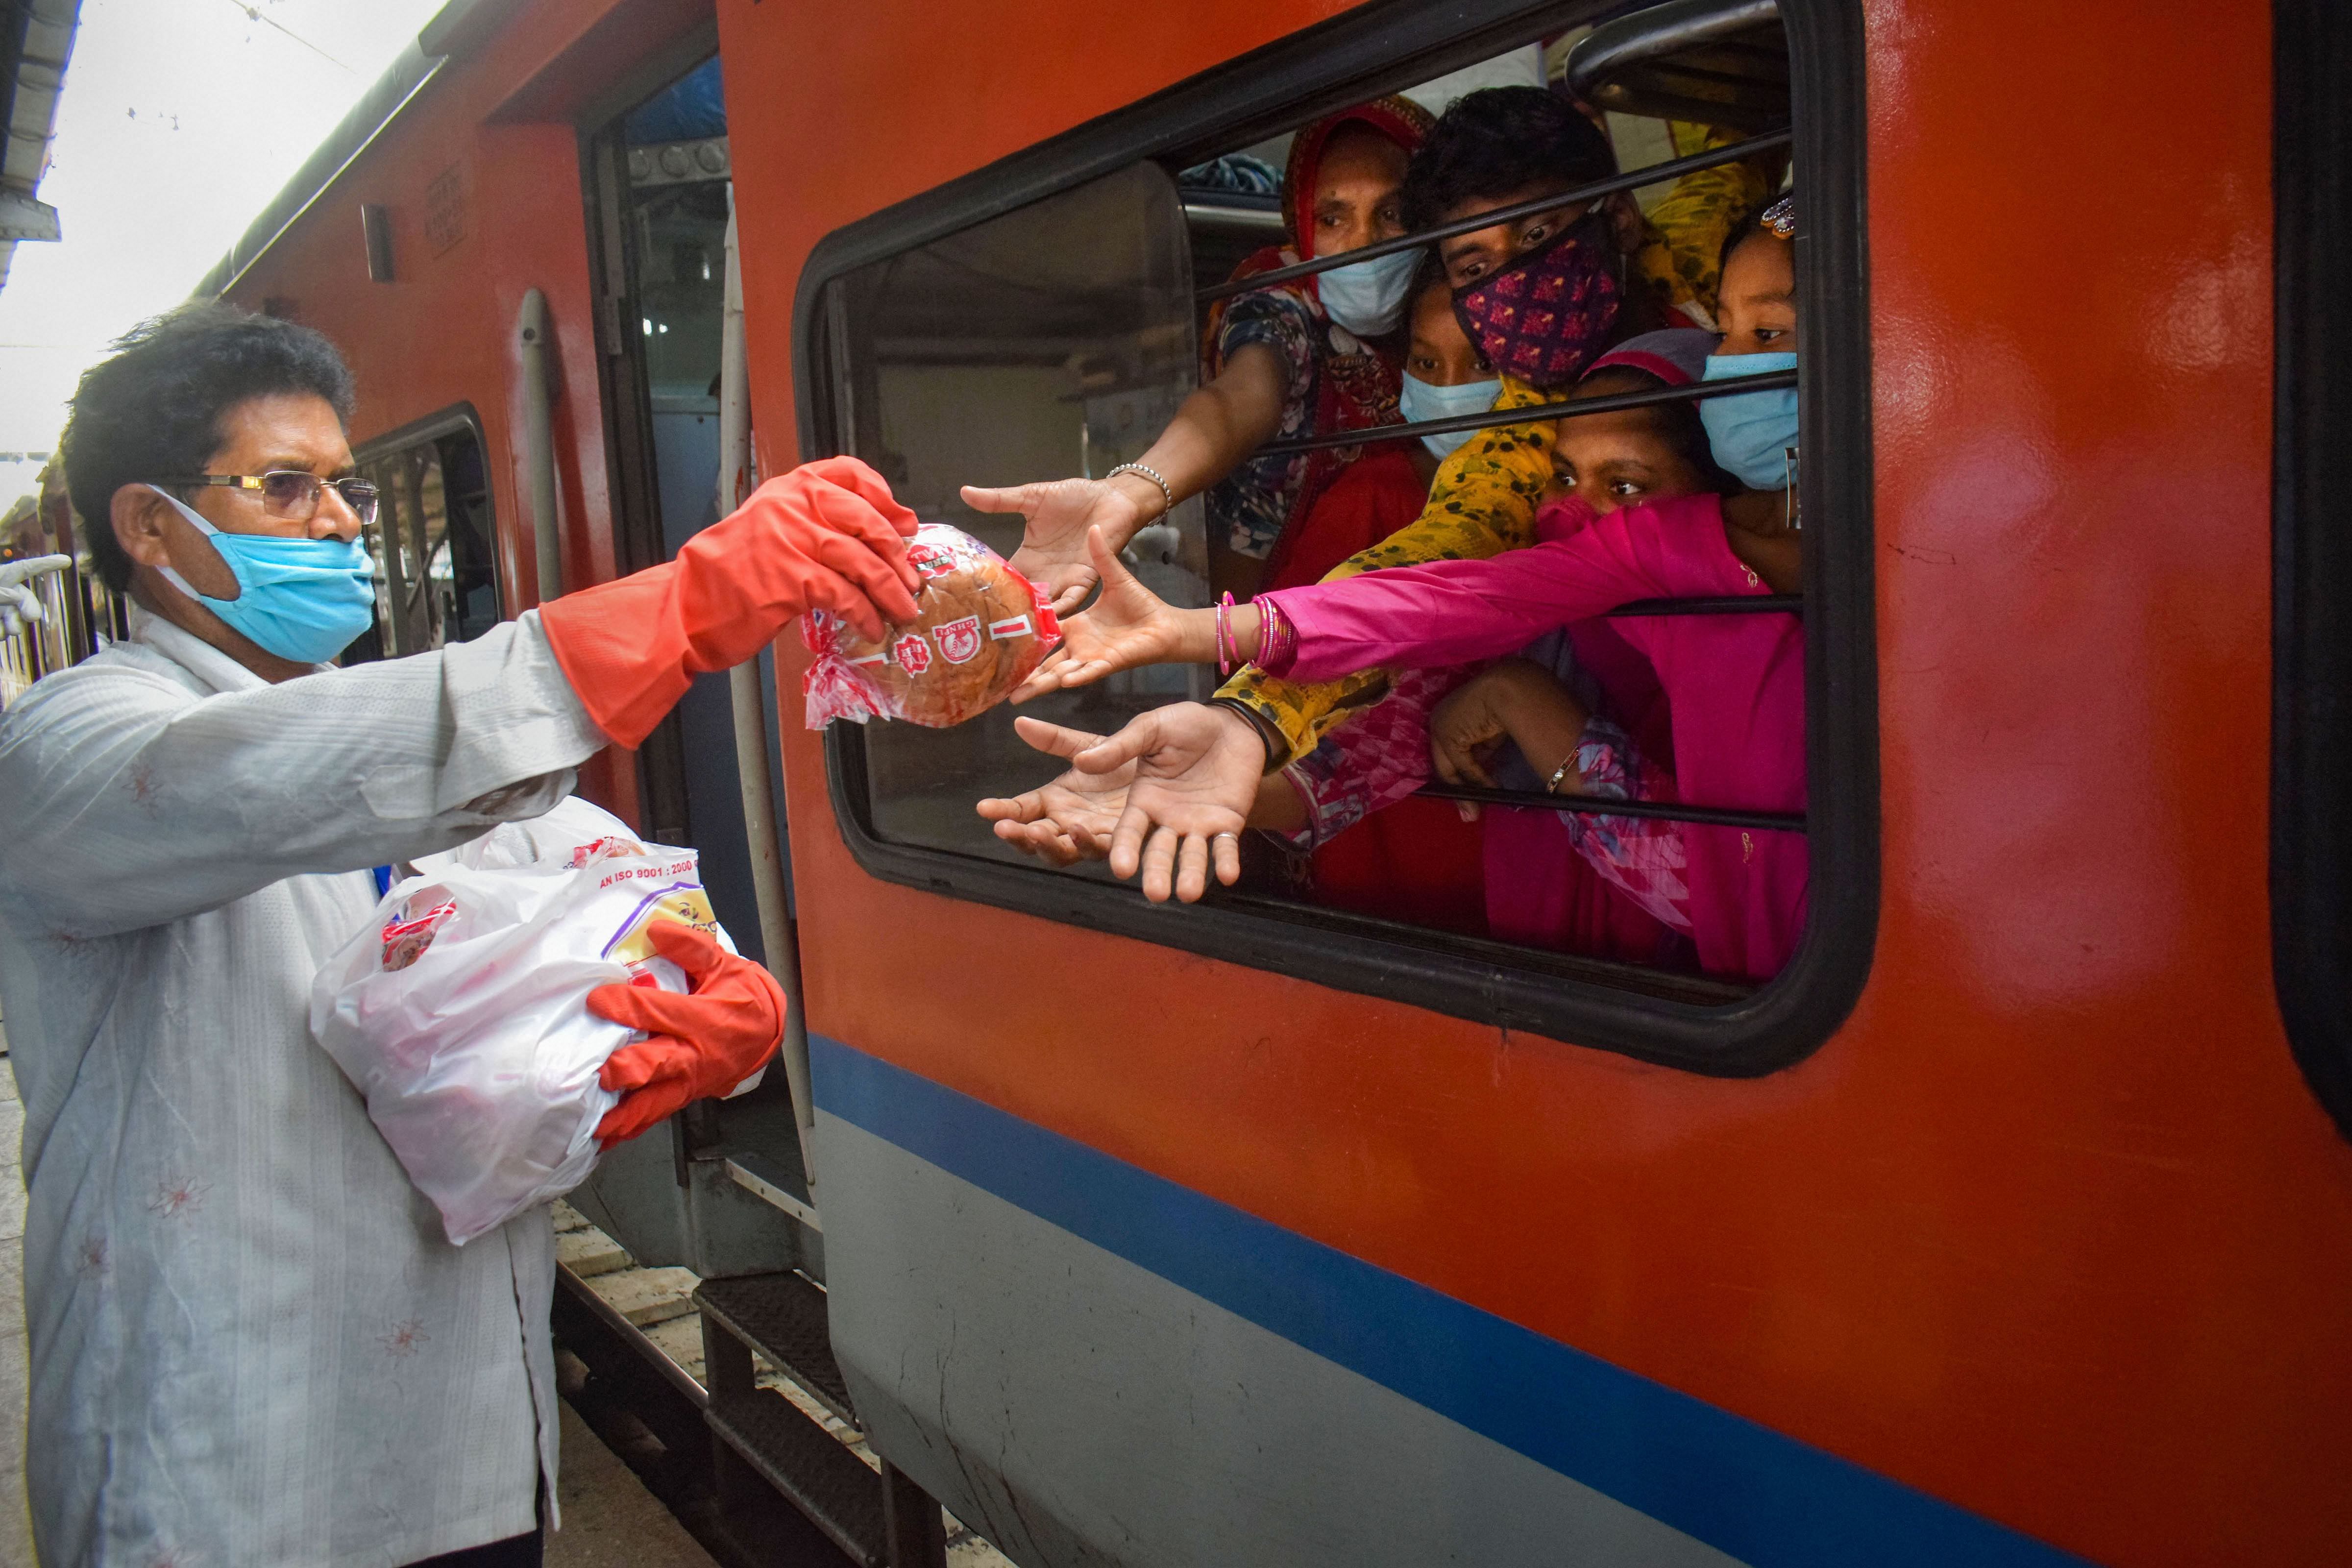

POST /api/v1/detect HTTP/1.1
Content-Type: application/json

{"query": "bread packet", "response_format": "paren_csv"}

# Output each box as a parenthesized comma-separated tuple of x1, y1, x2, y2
(802, 522, 1060, 727)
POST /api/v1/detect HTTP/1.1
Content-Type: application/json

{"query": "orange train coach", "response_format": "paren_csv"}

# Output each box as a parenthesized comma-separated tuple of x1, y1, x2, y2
(197, 0, 2352, 1564)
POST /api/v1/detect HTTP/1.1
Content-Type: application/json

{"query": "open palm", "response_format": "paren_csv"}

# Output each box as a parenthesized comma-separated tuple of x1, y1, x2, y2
(961, 478, 1146, 614)
(1086, 703, 1260, 903)
(975, 717, 1134, 865)
(1012, 526, 1189, 701)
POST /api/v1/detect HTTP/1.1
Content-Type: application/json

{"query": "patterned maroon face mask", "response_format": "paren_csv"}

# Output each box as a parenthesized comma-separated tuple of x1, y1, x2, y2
(1451, 216, 1622, 390)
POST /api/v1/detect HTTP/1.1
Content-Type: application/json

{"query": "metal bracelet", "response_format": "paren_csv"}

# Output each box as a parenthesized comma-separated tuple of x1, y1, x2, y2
(1544, 752, 1579, 795)
(1104, 461, 1176, 518)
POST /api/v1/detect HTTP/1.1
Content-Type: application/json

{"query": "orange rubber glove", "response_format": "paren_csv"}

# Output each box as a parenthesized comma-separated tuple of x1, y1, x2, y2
(540, 455, 923, 748)
(586, 921, 788, 1145)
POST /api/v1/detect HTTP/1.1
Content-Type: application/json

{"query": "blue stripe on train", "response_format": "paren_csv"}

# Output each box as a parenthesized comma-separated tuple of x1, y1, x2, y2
(812, 1034, 2091, 1568)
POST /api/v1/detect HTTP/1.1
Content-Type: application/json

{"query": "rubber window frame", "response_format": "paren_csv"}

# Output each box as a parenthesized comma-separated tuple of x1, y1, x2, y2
(2269, 0, 2352, 1138)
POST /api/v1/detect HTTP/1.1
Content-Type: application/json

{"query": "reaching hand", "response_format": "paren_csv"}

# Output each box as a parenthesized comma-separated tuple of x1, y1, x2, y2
(1428, 665, 1522, 818)
(975, 716, 1135, 866)
(962, 477, 1150, 614)
(1074, 702, 1261, 903)
(1430, 661, 1588, 822)
(0, 554, 71, 640)
(1010, 526, 1193, 702)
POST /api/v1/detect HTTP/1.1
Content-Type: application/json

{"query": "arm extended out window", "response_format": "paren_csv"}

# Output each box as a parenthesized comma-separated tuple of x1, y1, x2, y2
(795, 0, 1876, 1074)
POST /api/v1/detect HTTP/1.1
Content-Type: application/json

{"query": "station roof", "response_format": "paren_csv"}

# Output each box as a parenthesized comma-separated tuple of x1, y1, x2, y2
(0, 0, 79, 294)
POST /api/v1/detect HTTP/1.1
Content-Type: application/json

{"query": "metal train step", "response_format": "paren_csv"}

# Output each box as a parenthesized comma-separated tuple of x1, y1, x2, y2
(706, 1387, 890, 1568)
(694, 1270, 858, 1429)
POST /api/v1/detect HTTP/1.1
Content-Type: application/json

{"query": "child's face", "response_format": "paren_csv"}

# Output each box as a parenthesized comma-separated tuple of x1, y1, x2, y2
(1309, 126, 1410, 258)
(1434, 179, 1590, 289)
(1550, 406, 1710, 514)
(1404, 283, 1493, 386)
(1716, 231, 1797, 356)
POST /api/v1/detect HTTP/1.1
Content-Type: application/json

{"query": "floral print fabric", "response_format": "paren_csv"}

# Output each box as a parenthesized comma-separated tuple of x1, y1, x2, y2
(1207, 285, 1403, 561)
(1272, 660, 1690, 939)
(1450, 218, 1623, 390)
(1275, 664, 1478, 848)
(1553, 715, 1690, 933)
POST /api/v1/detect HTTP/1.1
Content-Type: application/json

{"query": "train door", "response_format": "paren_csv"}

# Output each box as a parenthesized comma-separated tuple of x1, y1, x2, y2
(566, 50, 815, 1282)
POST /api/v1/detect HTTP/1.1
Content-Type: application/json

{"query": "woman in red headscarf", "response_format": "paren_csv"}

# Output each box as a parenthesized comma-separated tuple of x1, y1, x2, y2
(964, 97, 1433, 611)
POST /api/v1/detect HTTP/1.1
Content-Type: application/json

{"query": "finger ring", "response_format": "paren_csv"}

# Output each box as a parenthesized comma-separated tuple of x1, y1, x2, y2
(1213, 832, 1239, 843)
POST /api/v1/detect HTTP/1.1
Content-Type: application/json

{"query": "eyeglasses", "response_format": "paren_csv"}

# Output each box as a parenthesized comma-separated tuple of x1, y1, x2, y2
(159, 471, 380, 526)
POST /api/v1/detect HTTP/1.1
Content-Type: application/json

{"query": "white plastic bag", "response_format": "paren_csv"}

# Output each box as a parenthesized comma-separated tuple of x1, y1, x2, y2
(311, 797, 740, 1245)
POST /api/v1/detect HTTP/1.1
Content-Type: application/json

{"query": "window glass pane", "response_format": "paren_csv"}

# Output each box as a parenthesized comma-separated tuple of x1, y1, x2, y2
(436, 431, 501, 643)
(825, 161, 1211, 864)
(636, 181, 729, 404)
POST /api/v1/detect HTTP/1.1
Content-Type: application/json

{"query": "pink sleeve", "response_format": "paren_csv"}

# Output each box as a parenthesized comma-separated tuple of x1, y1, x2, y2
(1259, 493, 1744, 685)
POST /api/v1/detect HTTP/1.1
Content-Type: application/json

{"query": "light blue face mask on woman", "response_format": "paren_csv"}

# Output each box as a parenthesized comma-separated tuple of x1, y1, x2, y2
(1698, 351, 1800, 490)
(147, 485, 379, 663)
(1315, 245, 1421, 337)
(1398, 371, 1504, 459)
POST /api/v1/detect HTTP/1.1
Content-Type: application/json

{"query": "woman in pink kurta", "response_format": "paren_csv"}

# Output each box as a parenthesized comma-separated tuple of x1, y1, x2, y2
(1249, 488, 1805, 981)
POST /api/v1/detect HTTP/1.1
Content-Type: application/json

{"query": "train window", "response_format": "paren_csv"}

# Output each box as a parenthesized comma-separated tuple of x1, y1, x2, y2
(348, 408, 501, 662)
(799, 0, 1875, 1071)
(2272, 0, 2352, 1139)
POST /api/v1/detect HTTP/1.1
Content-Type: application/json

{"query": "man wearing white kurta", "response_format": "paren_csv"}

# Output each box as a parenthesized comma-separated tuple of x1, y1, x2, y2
(0, 303, 923, 1566)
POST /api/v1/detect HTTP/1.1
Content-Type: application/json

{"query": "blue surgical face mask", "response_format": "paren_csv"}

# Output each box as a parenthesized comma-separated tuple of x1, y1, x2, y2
(1398, 371, 1503, 459)
(147, 486, 379, 664)
(1699, 351, 1800, 490)
(1315, 245, 1420, 337)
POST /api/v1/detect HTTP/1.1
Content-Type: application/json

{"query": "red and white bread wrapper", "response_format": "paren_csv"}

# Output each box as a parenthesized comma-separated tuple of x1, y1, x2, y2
(801, 522, 1061, 728)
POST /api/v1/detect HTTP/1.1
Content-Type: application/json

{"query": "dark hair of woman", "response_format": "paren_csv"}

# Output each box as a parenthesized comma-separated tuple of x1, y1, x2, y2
(1716, 193, 1794, 278)
(61, 301, 357, 591)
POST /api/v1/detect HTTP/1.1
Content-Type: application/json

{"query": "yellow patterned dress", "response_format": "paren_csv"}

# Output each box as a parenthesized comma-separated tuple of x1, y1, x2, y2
(1632, 122, 1780, 329)
(1217, 373, 1558, 763)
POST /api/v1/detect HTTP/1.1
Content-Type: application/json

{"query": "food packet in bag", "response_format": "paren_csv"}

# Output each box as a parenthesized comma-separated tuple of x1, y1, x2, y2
(309, 797, 758, 1245)
(802, 521, 1060, 728)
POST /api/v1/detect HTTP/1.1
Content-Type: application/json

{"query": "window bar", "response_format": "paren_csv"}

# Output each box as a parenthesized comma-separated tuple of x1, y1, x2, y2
(1196, 127, 1791, 303)
(1253, 366, 1795, 458)
(1412, 781, 1806, 833)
